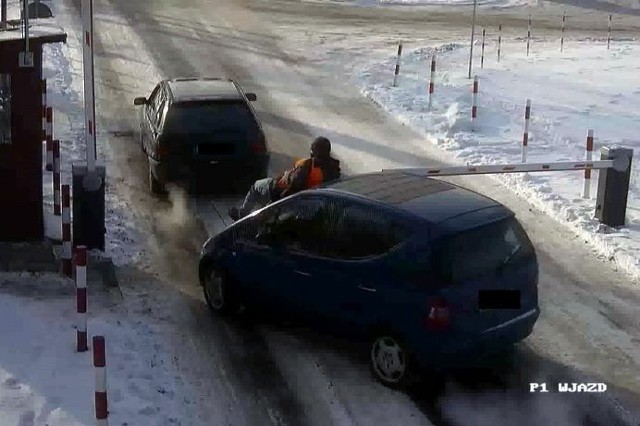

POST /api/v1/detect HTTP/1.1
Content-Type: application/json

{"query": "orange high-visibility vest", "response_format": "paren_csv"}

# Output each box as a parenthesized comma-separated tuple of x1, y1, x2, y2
(276, 158, 324, 190)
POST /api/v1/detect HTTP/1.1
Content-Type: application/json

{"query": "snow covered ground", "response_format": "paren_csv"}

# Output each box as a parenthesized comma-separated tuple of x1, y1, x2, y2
(0, 272, 189, 426)
(352, 37, 640, 280)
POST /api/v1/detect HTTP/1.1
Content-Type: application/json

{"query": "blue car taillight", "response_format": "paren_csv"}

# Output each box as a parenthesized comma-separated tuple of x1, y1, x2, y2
(424, 297, 451, 331)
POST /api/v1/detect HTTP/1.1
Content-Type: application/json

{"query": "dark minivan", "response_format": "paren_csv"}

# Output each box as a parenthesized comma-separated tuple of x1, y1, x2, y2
(134, 78, 269, 194)
(198, 171, 540, 387)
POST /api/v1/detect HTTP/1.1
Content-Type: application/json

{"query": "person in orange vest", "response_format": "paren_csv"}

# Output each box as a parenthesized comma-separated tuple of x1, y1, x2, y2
(228, 136, 341, 220)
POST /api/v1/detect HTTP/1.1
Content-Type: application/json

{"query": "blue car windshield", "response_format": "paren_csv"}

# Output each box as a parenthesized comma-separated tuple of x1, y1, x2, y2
(434, 217, 535, 283)
(163, 101, 258, 136)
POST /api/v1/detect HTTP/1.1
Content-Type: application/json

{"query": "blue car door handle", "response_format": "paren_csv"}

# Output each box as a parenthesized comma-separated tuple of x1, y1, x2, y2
(358, 284, 377, 293)
(294, 270, 311, 277)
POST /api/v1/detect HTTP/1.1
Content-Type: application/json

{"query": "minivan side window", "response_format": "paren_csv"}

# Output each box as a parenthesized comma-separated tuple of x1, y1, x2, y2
(332, 203, 408, 259)
(433, 217, 535, 283)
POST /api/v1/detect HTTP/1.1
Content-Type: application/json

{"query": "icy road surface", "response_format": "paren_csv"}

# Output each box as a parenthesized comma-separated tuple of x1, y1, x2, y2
(41, 0, 640, 424)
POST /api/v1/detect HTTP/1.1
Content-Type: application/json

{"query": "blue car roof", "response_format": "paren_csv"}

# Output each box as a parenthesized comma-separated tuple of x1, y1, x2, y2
(319, 170, 511, 226)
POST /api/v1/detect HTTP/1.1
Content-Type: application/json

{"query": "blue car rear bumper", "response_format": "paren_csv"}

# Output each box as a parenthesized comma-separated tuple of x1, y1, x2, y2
(411, 307, 540, 371)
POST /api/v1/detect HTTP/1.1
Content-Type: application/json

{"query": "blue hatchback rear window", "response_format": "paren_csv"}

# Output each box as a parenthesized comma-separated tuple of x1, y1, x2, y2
(433, 217, 535, 283)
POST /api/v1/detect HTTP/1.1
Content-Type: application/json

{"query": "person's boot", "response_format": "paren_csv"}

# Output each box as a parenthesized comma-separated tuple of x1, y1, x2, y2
(228, 207, 240, 221)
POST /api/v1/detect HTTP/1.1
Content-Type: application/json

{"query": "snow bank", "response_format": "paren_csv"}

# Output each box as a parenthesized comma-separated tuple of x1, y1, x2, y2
(354, 39, 640, 281)
(0, 272, 185, 426)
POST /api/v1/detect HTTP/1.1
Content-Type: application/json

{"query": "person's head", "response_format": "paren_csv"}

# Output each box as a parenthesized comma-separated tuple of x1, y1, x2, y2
(310, 136, 331, 159)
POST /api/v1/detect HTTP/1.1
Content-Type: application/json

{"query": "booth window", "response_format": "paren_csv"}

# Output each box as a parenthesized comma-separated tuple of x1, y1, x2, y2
(0, 74, 10, 145)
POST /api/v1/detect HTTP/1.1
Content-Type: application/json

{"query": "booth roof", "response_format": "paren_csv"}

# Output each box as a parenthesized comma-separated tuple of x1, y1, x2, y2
(0, 19, 66, 44)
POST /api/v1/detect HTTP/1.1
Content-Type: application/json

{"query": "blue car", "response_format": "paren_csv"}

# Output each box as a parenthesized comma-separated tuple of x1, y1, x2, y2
(198, 170, 540, 387)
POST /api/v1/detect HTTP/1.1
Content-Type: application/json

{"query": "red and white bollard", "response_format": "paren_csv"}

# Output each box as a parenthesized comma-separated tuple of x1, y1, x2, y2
(583, 129, 594, 199)
(393, 42, 403, 87)
(526, 14, 532, 56)
(522, 99, 531, 162)
(428, 55, 436, 110)
(481, 29, 486, 69)
(607, 14, 612, 50)
(53, 140, 61, 216)
(497, 24, 502, 62)
(76, 245, 88, 352)
(45, 107, 53, 172)
(62, 185, 72, 276)
(93, 336, 108, 426)
(560, 11, 566, 52)
(471, 76, 478, 131)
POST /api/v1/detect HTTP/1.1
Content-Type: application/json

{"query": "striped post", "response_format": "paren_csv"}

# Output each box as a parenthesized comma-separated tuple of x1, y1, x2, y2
(526, 15, 531, 56)
(62, 185, 72, 276)
(497, 24, 502, 62)
(607, 14, 612, 50)
(45, 107, 53, 172)
(53, 140, 61, 216)
(522, 99, 531, 162)
(583, 129, 594, 198)
(560, 11, 566, 52)
(76, 245, 88, 352)
(471, 75, 478, 131)
(93, 336, 108, 425)
(393, 43, 403, 87)
(481, 29, 486, 69)
(428, 55, 436, 110)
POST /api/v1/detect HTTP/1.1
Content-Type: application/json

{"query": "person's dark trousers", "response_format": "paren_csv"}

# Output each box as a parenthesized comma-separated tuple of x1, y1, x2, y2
(238, 177, 275, 217)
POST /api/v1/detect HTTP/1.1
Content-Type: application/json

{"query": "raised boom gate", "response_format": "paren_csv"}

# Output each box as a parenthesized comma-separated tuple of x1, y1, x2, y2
(384, 147, 633, 227)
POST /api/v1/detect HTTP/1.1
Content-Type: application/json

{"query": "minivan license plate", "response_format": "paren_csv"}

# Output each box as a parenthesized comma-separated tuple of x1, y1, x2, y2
(478, 290, 521, 310)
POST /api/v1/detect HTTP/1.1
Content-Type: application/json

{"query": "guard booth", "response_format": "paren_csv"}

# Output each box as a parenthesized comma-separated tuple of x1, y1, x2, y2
(0, 20, 66, 241)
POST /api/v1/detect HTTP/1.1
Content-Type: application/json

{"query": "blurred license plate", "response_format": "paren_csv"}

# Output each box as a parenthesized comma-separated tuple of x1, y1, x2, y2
(478, 290, 521, 310)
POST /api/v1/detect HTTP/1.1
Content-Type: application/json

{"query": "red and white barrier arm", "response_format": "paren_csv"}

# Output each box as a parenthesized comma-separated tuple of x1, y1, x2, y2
(583, 129, 594, 199)
(53, 140, 61, 216)
(428, 55, 436, 110)
(62, 184, 72, 276)
(93, 336, 108, 425)
(76, 246, 88, 352)
(385, 159, 615, 177)
(393, 43, 403, 87)
(522, 99, 531, 162)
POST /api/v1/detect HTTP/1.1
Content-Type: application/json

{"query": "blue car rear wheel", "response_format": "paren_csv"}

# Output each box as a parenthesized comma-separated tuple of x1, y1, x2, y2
(370, 335, 414, 388)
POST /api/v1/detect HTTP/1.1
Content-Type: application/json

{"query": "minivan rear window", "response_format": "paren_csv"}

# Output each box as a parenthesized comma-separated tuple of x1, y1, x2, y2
(433, 217, 535, 283)
(163, 101, 258, 136)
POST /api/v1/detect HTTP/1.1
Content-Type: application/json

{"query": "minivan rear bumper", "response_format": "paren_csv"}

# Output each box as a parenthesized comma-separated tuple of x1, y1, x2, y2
(411, 307, 540, 371)
(153, 154, 269, 183)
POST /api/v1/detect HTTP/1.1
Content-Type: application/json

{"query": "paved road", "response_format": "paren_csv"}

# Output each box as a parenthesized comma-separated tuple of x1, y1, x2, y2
(60, 0, 640, 424)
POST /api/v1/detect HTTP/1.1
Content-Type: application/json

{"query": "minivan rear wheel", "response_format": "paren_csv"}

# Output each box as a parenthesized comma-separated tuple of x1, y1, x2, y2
(370, 334, 416, 388)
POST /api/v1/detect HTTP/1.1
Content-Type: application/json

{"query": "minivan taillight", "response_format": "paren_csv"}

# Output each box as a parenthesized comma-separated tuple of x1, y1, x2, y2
(250, 132, 266, 154)
(424, 297, 451, 330)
